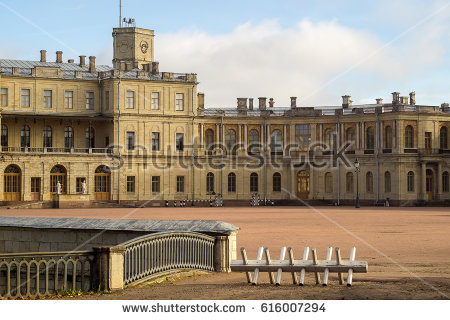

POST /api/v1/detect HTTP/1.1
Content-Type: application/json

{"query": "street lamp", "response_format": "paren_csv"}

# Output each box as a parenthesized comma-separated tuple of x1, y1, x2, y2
(354, 158, 360, 208)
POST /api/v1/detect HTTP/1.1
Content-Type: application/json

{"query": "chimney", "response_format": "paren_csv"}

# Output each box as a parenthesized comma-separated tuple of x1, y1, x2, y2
(290, 97, 297, 108)
(400, 96, 409, 104)
(56, 51, 63, 63)
(409, 92, 416, 105)
(40, 50, 47, 62)
(152, 62, 159, 74)
(441, 103, 449, 113)
(237, 98, 248, 110)
(269, 98, 274, 108)
(197, 93, 205, 110)
(392, 92, 400, 105)
(376, 98, 383, 105)
(79, 55, 86, 67)
(89, 56, 96, 73)
(249, 98, 254, 110)
(68, 59, 74, 63)
(342, 95, 351, 108)
(258, 97, 267, 110)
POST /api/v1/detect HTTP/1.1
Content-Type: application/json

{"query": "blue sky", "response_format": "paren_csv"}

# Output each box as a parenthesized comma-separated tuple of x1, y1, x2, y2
(1, 0, 450, 107)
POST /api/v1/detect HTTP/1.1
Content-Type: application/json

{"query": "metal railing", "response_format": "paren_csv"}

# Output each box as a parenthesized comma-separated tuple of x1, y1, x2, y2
(120, 232, 215, 286)
(0, 251, 94, 299)
(1, 146, 112, 155)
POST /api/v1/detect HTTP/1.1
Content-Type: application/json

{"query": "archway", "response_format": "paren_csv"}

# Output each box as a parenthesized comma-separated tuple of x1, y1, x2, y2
(4, 165, 21, 201)
(50, 165, 67, 194)
(95, 165, 111, 200)
(297, 171, 310, 199)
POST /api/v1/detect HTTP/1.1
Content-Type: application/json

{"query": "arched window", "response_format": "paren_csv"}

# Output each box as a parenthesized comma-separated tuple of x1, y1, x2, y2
(325, 129, 334, 150)
(226, 129, 236, 154)
(21, 125, 30, 148)
(64, 127, 73, 150)
(385, 126, 393, 149)
(407, 171, 414, 192)
(405, 125, 414, 148)
(346, 172, 354, 193)
(443, 171, 449, 193)
(249, 129, 259, 153)
(325, 172, 333, 193)
(250, 173, 258, 192)
(85, 127, 95, 149)
(366, 171, 373, 193)
(227, 173, 236, 193)
(271, 130, 282, 153)
(440, 126, 448, 149)
(43, 126, 52, 148)
(273, 172, 281, 192)
(1, 124, 8, 148)
(205, 129, 214, 150)
(385, 171, 391, 193)
(50, 165, 67, 194)
(346, 128, 355, 150)
(366, 127, 375, 149)
(206, 172, 214, 193)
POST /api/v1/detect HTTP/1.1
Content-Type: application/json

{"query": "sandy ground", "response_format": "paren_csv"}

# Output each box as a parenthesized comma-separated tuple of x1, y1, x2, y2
(1, 206, 449, 299)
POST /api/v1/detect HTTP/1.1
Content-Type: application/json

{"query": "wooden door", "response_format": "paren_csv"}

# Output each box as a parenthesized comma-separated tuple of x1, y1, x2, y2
(297, 171, 310, 199)
(4, 173, 21, 201)
(31, 177, 41, 201)
(95, 173, 110, 200)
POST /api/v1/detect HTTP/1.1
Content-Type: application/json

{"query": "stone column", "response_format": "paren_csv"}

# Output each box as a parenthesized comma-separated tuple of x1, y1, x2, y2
(200, 123, 204, 149)
(238, 124, 242, 145)
(266, 124, 270, 148)
(356, 122, 360, 149)
(420, 162, 426, 201)
(319, 124, 323, 144)
(283, 124, 287, 155)
(380, 120, 384, 150)
(437, 162, 442, 200)
(243, 124, 248, 150)
(393, 120, 397, 149)
(361, 121, 365, 149)
(214, 236, 231, 272)
(260, 124, 264, 151)
(221, 123, 225, 147)
(92, 246, 125, 291)
(215, 124, 220, 146)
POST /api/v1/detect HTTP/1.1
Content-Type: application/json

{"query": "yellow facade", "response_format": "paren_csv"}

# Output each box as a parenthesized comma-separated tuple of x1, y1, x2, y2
(0, 26, 449, 206)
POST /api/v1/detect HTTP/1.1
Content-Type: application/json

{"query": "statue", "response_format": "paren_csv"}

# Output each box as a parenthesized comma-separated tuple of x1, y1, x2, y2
(56, 181, 62, 195)
(81, 180, 87, 194)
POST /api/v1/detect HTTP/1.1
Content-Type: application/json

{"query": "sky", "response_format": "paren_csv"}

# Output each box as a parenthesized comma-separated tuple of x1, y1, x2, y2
(1, 0, 450, 108)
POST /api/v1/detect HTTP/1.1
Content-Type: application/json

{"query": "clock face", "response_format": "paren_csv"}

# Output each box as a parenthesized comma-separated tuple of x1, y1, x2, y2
(140, 40, 149, 54)
(119, 40, 129, 53)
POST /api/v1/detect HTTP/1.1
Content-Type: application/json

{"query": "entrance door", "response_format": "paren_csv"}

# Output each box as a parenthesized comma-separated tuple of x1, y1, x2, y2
(4, 165, 21, 201)
(31, 177, 41, 201)
(94, 165, 111, 200)
(426, 169, 433, 200)
(297, 171, 310, 199)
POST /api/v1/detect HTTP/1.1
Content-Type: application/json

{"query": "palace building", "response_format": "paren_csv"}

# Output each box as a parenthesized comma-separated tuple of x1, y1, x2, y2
(0, 24, 449, 207)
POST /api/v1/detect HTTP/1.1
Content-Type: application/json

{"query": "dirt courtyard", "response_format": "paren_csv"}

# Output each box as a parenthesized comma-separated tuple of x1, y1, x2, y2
(1, 206, 449, 299)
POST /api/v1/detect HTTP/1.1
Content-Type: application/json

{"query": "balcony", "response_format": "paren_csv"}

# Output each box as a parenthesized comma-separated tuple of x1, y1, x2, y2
(1, 146, 113, 155)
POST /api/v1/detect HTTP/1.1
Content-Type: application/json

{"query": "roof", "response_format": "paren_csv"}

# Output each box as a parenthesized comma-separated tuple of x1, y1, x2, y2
(0, 59, 112, 72)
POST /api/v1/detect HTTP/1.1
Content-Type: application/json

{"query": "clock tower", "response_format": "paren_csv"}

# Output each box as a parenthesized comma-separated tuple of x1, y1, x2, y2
(112, 26, 155, 69)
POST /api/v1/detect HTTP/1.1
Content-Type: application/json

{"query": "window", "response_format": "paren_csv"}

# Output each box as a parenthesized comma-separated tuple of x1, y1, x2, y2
(366, 172, 373, 193)
(443, 171, 449, 192)
(325, 172, 333, 193)
(86, 92, 94, 109)
(273, 173, 281, 192)
(346, 172, 354, 193)
(43, 126, 52, 148)
(85, 127, 95, 148)
(228, 173, 236, 193)
(21, 125, 30, 148)
(250, 173, 258, 192)
(50, 165, 67, 194)
(0, 88, 7, 107)
(126, 176, 135, 193)
(385, 171, 391, 193)
(405, 125, 414, 148)
(64, 127, 73, 149)
(440, 127, 448, 149)
(385, 126, 393, 149)
(324, 129, 334, 150)
(176, 133, 184, 151)
(176, 176, 184, 193)
(249, 129, 259, 153)
(152, 132, 160, 151)
(346, 128, 355, 150)
(226, 129, 236, 153)
(126, 91, 135, 109)
(271, 129, 282, 153)
(206, 172, 214, 193)
(425, 132, 432, 152)
(65, 91, 73, 109)
(366, 127, 375, 149)
(407, 171, 414, 192)
(205, 129, 214, 150)
(21, 89, 30, 107)
(1, 124, 8, 148)
(31, 177, 41, 194)
(126, 132, 135, 150)
(175, 93, 184, 111)
(43, 90, 52, 108)
(296, 124, 311, 151)
(152, 176, 160, 193)
(151, 92, 160, 110)
(76, 178, 86, 194)
(105, 91, 110, 110)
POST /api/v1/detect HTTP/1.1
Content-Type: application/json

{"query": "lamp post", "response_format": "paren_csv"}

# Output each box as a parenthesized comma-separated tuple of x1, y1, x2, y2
(354, 158, 360, 208)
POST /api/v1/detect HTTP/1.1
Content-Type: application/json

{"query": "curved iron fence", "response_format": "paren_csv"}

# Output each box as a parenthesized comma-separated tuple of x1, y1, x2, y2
(120, 232, 215, 285)
(0, 251, 94, 299)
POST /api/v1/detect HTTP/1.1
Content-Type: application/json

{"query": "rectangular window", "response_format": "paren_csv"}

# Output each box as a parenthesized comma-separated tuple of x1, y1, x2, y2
(31, 177, 41, 193)
(105, 91, 110, 110)
(152, 176, 160, 193)
(43, 90, 52, 108)
(126, 91, 135, 109)
(86, 92, 94, 109)
(126, 132, 135, 150)
(175, 93, 184, 111)
(76, 177, 86, 194)
(127, 176, 135, 193)
(176, 133, 184, 151)
(152, 132, 160, 151)
(21, 89, 30, 107)
(0, 88, 7, 107)
(151, 92, 160, 110)
(65, 91, 73, 109)
(425, 132, 432, 153)
(176, 176, 184, 193)
(295, 124, 311, 151)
